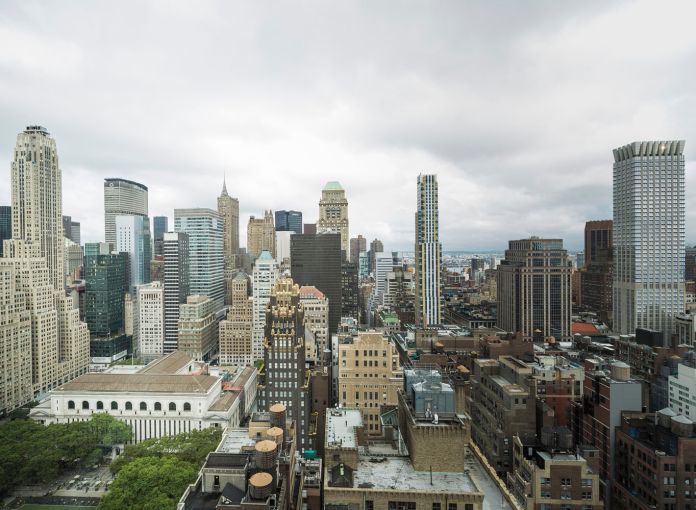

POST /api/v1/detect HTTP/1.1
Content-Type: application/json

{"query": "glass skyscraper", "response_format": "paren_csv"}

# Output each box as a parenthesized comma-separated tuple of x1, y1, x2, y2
(104, 178, 148, 249)
(275, 210, 303, 234)
(153, 216, 168, 256)
(613, 140, 686, 344)
(174, 208, 224, 311)
(0, 205, 10, 257)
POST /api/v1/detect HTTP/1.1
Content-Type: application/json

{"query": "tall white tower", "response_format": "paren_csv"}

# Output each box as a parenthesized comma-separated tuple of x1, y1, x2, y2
(11, 126, 64, 290)
(613, 141, 686, 344)
(415, 174, 442, 327)
(252, 251, 279, 360)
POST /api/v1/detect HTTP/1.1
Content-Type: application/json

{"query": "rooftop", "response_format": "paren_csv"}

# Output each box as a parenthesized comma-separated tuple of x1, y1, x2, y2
(217, 428, 257, 453)
(323, 181, 344, 191)
(138, 351, 194, 375)
(57, 373, 218, 394)
(326, 408, 363, 449)
(299, 285, 326, 300)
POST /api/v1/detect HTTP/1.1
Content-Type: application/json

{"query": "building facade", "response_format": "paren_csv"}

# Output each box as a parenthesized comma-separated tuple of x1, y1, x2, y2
(163, 232, 190, 353)
(152, 216, 168, 257)
(415, 174, 442, 327)
(247, 210, 275, 259)
(317, 181, 349, 258)
(0, 205, 12, 257)
(138, 281, 164, 362)
(174, 208, 224, 311)
(497, 237, 573, 340)
(613, 141, 686, 343)
(217, 180, 240, 271)
(299, 286, 329, 363)
(104, 178, 148, 250)
(252, 251, 279, 360)
(115, 214, 152, 293)
(275, 210, 302, 234)
(349, 235, 366, 265)
(219, 273, 253, 366)
(178, 295, 219, 362)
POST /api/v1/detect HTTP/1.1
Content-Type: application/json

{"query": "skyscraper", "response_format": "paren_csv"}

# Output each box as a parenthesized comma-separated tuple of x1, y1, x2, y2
(104, 178, 148, 249)
(3, 126, 90, 396)
(0, 206, 11, 257)
(174, 208, 224, 310)
(62, 216, 80, 245)
(497, 237, 572, 339)
(217, 180, 240, 270)
(368, 238, 383, 275)
(613, 141, 686, 343)
(349, 234, 366, 264)
(247, 211, 275, 259)
(275, 210, 303, 234)
(219, 272, 253, 366)
(138, 281, 164, 362)
(258, 277, 311, 448)
(116, 214, 152, 293)
(152, 216, 168, 257)
(290, 233, 342, 337)
(414, 174, 442, 326)
(84, 242, 128, 339)
(581, 220, 614, 325)
(317, 181, 349, 259)
(11, 126, 65, 290)
(252, 251, 279, 360)
(163, 232, 190, 353)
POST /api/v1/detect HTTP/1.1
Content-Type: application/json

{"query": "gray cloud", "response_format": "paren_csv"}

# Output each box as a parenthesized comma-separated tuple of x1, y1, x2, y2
(1, 0, 695, 251)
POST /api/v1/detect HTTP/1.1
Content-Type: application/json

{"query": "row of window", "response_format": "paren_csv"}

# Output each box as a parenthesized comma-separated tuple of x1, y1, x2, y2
(67, 400, 192, 412)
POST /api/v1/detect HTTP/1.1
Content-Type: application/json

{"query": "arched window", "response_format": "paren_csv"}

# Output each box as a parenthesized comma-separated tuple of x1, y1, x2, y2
(140, 402, 147, 411)
(68, 400, 75, 409)
(111, 401, 118, 410)
(154, 402, 162, 411)
(96, 401, 104, 410)
(82, 401, 89, 410)
(183, 402, 191, 412)
(125, 401, 132, 410)
(169, 402, 177, 411)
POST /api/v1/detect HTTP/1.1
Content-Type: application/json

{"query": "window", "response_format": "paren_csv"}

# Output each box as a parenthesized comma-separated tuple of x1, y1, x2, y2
(140, 402, 147, 411)
(432, 504, 441, 510)
(561, 478, 572, 486)
(465, 506, 473, 510)
(154, 402, 162, 411)
(125, 401, 132, 410)
(111, 401, 118, 410)
(366, 501, 374, 510)
(68, 400, 75, 409)
(82, 401, 89, 410)
(96, 401, 104, 410)
(184, 402, 191, 411)
(214, 475, 220, 487)
(448, 504, 457, 510)
(170, 402, 177, 411)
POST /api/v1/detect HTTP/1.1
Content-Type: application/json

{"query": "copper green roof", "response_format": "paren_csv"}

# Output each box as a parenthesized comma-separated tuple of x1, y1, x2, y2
(323, 181, 343, 191)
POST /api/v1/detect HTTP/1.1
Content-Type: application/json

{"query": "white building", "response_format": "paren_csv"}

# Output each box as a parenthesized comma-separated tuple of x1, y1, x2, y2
(30, 352, 258, 443)
(415, 174, 442, 326)
(138, 282, 164, 362)
(613, 141, 686, 344)
(252, 251, 278, 360)
(104, 178, 148, 250)
(669, 359, 696, 419)
(299, 286, 329, 362)
(116, 214, 152, 293)
(275, 230, 292, 265)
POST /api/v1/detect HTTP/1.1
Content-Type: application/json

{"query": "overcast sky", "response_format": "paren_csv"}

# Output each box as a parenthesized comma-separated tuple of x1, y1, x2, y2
(1, 1, 695, 252)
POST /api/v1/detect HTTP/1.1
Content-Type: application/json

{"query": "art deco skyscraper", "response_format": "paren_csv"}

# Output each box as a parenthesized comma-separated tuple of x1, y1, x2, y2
(104, 178, 148, 249)
(219, 272, 253, 366)
(613, 141, 686, 344)
(217, 179, 239, 270)
(247, 210, 275, 259)
(317, 181, 349, 259)
(11, 126, 65, 290)
(414, 174, 441, 326)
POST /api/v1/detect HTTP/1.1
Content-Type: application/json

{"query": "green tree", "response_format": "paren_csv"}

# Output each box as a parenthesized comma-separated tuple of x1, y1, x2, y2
(98, 457, 196, 510)
(89, 412, 132, 447)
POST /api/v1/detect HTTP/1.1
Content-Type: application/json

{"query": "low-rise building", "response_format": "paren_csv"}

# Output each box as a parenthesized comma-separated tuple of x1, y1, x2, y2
(31, 352, 257, 443)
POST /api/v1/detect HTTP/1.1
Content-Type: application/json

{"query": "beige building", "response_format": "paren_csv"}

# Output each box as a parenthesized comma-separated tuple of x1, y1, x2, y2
(178, 295, 219, 361)
(336, 331, 402, 436)
(317, 181, 349, 258)
(299, 286, 329, 363)
(219, 273, 253, 366)
(1, 240, 89, 397)
(0, 265, 32, 413)
(247, 210, 275, 259)
(217, 179, 239, 271)
(138, 282, 165, 362)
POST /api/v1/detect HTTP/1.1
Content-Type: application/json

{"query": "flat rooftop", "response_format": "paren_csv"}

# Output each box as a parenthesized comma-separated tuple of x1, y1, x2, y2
(217, 428, 257, 453)
(326, 408, 363, 449)
(57, 373, 218, 394)
(138, 351, 194, 375)
(537, 451, 588, 463)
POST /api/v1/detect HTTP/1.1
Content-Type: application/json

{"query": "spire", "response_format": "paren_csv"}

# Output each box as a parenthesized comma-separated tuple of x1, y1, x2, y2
(221, 173, 228, 196)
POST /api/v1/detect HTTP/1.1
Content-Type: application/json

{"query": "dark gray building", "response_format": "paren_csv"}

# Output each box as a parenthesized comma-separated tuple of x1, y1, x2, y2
(62, 215, 81, 245)
(291, 233, 342, 337)
(163, 231, 190, 353)
(341, 261, 359, 322)
(275, 210, 302, 234)
(153, 216, 168, 256)
(0, 206, 10, 257)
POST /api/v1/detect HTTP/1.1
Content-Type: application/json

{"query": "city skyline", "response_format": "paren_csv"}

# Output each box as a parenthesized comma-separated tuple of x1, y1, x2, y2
(1, 1, 695, 251)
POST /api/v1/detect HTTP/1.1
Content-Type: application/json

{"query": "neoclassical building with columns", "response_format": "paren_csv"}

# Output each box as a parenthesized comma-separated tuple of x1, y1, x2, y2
(30, 351, 257, 443)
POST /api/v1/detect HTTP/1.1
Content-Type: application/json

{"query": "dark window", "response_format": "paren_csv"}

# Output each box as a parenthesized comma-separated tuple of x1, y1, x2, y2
(184, 402, 191, 411)
(140, 402, 147, 411)
(169, 402, 177, 411)
(68, 400, 75, 409)
(154, 402, 162, 411)
(111, 401, 118, 410)
(82, 401, 89, 410)
(125, 401, 132, 410)
(96, 401, 104, 410)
